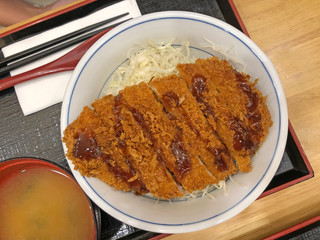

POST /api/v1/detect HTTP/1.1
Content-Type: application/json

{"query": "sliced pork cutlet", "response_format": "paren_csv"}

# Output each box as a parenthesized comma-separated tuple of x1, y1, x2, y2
(177, 57, 256, 172)
(120, 82, 216, 193)
(149, 75, 237, 181)
(63, 106, 147, 194)
(94, 93, 183, 199)
(196, 57, 272, 150)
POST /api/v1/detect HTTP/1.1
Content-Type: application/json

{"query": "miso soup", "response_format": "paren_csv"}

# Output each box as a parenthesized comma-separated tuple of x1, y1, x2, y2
(0, 166, 96, 240)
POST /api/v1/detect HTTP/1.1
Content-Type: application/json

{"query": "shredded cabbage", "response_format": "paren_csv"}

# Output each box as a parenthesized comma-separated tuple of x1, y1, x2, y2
(103, 40, 196, 96)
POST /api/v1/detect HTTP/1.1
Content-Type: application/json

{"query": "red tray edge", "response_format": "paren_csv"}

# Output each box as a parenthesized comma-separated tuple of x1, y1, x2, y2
(259, 121, 314, 199)
(228, 0, 250, 37)
(263, 215, 320, 240)
(0, 0, 97, 38)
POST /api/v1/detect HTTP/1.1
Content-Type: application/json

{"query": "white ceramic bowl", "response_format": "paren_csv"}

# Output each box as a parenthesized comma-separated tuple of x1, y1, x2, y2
(61, 11, 288, 233)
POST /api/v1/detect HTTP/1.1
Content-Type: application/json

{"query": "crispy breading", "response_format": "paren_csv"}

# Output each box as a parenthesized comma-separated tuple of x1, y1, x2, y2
(120, 82, 217, 193)
(91, 95, 149, 194)
(197, 57, 272, 145)
(94, 93, 183, 199)
(63, 56, 272, 198)
(62, 106, 142, 192)
(150, 75, 237, 181)
(177, 57, 272, 172)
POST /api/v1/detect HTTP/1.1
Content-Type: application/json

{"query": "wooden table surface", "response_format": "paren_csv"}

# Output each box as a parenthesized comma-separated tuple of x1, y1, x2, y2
(166, 0, 320, 239)
(0, 0, 319, 239)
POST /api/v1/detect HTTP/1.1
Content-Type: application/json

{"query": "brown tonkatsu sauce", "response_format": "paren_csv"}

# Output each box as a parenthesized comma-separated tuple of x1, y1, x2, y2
(74, 128, 101, 160)
(207, 147, 229, 172)
(229, 116, 254, 152)
(191, 75, 216, 119)
(170, 127, 191, 181)
(74, 127, 147, 194)
(163, 91, 200, 137)
(235, 71, 262, 151)
(162, 89, 229, 172)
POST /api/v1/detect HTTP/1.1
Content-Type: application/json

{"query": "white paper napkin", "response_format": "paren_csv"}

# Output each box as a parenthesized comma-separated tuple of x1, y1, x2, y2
(2, 0, 141, 115)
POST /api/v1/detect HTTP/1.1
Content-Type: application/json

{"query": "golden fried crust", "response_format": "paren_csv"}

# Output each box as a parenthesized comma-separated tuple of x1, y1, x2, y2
(92, 95, 150, 194)
(150, 75, 237, 181)
(62, 106, 133, 192)
(115, 92, 184, 199)
(177, 57, 272, 172)
(177, 61, 252, 171)
(121, 82, 217, 193)
(197, 57, 272, 147)
(63, 56, 272, 198)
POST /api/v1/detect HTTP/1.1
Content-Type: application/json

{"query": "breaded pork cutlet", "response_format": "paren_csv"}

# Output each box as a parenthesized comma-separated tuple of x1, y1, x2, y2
(63, 106, 147, 194)
(177, 57, 272, 172)
(196, 57, 272, 148)
(177, 61, 252, 171)
(120, 82, 217, 193)
(94, 93, 183, 199)
(149, 75, 237, 181)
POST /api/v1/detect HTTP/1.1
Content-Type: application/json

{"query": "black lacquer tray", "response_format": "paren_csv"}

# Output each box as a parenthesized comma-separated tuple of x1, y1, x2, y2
(0, 0, 313, 239)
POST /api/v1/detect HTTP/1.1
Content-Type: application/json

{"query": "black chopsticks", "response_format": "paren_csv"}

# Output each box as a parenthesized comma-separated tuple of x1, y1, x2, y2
(0, 12, 130, 75)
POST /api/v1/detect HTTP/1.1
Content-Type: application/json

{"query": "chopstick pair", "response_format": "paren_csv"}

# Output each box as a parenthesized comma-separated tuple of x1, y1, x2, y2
(0, 12, 129, 76)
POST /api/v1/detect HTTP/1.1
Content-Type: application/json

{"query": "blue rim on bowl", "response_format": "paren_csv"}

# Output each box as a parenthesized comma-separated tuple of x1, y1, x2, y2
(61, 11, 288, 233)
